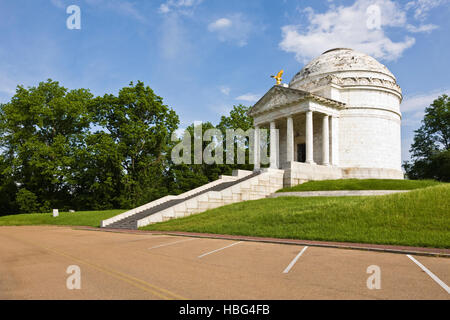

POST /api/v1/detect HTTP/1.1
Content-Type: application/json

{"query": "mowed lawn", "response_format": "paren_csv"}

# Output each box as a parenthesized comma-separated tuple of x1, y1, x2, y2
(142, 184, 450, 248)
(0, 209, 125, 227)
(277, 179, 440, 193)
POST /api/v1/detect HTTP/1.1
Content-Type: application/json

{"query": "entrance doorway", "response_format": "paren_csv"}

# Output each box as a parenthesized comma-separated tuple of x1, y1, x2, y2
(297, 143, 306, 163)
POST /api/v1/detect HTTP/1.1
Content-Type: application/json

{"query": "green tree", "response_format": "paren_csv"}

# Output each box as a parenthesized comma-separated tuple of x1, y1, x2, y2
(403, 94, 450, 181)
(167, 122, 215, 195)
(71, 132, 124, 210)
(217, 104, 255, 172)
(15, 189, 39, 213)
(167, 105, 256, 195)
(0, 154, 18, 215)
(217, 104, 254, 133)
(0, 80, 93, 210)
(0, 79, 181, 213)
(0, 79, 262, 214)
(93, 81, 179, 208)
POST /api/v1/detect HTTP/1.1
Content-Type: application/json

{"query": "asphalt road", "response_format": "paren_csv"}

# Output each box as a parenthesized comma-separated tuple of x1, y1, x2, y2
(0, 226, 448, 300)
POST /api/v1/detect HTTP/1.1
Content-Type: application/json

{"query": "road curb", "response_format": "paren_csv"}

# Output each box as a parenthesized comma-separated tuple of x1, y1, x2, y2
(74, 226, 450, 258)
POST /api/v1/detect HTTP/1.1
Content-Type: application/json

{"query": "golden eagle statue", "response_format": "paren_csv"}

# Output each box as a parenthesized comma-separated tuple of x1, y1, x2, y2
(271, 69, 284, 85)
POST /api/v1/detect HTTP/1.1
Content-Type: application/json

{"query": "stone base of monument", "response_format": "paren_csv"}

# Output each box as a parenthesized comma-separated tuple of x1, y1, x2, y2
(281, 161, 404, 188)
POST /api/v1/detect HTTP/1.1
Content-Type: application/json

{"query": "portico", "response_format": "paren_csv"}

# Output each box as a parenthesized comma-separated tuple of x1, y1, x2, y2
(250, 85, 344, 172)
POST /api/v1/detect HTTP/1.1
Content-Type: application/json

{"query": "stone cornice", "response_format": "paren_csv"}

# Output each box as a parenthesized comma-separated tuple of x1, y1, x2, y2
(296, 75, 402, 98)
(248, 85, 346, 117)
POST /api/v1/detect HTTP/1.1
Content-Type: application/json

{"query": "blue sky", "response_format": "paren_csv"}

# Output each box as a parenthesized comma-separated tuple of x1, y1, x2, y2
(0, 0, 449, 162)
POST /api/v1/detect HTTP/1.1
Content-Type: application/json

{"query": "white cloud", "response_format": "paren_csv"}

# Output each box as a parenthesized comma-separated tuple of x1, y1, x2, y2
(406, 23, 438, 33)
(405, 0, 448, 20)
(208, 14, 254, 47)
(159, 4, 170, 14)
(220, 86, 231, 95)
(158, 0, 204, 14)
(208, 18, 232, 30)
(159, 14, 191, 60)
(235, 93, 260, 103)
(113, 1, 146, 23)
(208, 103, 232, 116)
(157, 1, 203, 60)
(50, 0, 66, 9)
(0, 75, 17, 98)
(279, 0, 435, 63)
(402, 89, 449, 113)
(83, 0, 146, 23)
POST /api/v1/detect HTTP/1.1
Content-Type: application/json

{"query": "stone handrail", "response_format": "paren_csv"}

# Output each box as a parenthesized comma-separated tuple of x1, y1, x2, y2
(101, 195, 178, 227)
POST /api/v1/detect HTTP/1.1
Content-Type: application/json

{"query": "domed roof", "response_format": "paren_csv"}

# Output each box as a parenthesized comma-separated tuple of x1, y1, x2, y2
(289, 48, 396, 88)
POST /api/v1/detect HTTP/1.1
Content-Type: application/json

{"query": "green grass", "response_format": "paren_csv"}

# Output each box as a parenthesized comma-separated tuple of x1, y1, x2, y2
(0, 209, 125, 227)
(142, 184, 450, 248)
(277, 179, 440, 193)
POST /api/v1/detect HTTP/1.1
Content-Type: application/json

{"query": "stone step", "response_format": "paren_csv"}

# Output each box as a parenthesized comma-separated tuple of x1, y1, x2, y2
(103, 170, 285, 230)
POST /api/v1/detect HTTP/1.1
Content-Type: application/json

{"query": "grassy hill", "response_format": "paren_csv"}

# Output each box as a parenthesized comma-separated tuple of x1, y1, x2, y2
(0, 209, 124, 227)
(277, 179, 440, 193)
(1, 179, 448, 249)
(142, 184, 450, 248)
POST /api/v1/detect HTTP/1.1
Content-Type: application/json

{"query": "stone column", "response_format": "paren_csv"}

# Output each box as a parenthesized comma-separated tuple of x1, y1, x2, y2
(330, 116, 339, 166)
(286, 116, 294, 164)
(253, 125, 260, 170)
(270, 121, 278, 169)
(322, 115, 330, 166)
(305, 111, 315, 164)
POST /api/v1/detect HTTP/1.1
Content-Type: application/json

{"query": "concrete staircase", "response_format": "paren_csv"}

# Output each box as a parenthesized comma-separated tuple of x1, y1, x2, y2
(101, 168, 284, 230)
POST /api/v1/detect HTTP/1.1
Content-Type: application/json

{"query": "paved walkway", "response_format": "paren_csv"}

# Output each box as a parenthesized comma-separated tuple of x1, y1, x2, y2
(270, 190, 410, 198)
(0, 226, 448, 300)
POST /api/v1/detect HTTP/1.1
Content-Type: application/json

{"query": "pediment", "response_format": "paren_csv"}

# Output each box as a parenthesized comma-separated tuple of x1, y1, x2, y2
(248, 86, 311, 116)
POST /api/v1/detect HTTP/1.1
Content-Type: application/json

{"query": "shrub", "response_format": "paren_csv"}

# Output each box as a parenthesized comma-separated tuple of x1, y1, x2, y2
(16, 189, 39, 213)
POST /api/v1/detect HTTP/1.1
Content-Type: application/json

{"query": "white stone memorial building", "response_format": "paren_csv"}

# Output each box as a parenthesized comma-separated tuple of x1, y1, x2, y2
(102, 48, 406, 229)
(249, 48, 404, 186)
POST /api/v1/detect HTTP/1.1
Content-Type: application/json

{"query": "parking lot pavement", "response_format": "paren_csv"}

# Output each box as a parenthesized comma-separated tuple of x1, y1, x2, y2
(407, 254, 450, 286)
(0, 229, 172, 300)
(283, 246, 449, 299)
(0, 226, 448, 300)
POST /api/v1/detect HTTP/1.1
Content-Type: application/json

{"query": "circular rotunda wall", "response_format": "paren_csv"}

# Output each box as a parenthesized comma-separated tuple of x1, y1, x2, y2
(290, 48, 403, 178)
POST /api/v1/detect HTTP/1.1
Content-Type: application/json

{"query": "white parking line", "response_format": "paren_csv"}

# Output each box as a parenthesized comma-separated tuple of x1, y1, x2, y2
(283, 246, 309, 274)
(198, 242, 242, 258)
(148, 238, 196, 250)
(407, 255, 450, 294)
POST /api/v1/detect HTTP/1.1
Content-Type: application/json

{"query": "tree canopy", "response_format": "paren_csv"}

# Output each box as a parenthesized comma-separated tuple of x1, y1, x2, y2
(0, 80, 255, 215)
(403, 94, 450, 181)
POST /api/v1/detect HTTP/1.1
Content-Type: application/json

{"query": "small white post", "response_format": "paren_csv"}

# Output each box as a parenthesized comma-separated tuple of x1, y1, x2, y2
(53, 209, 59, 218)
